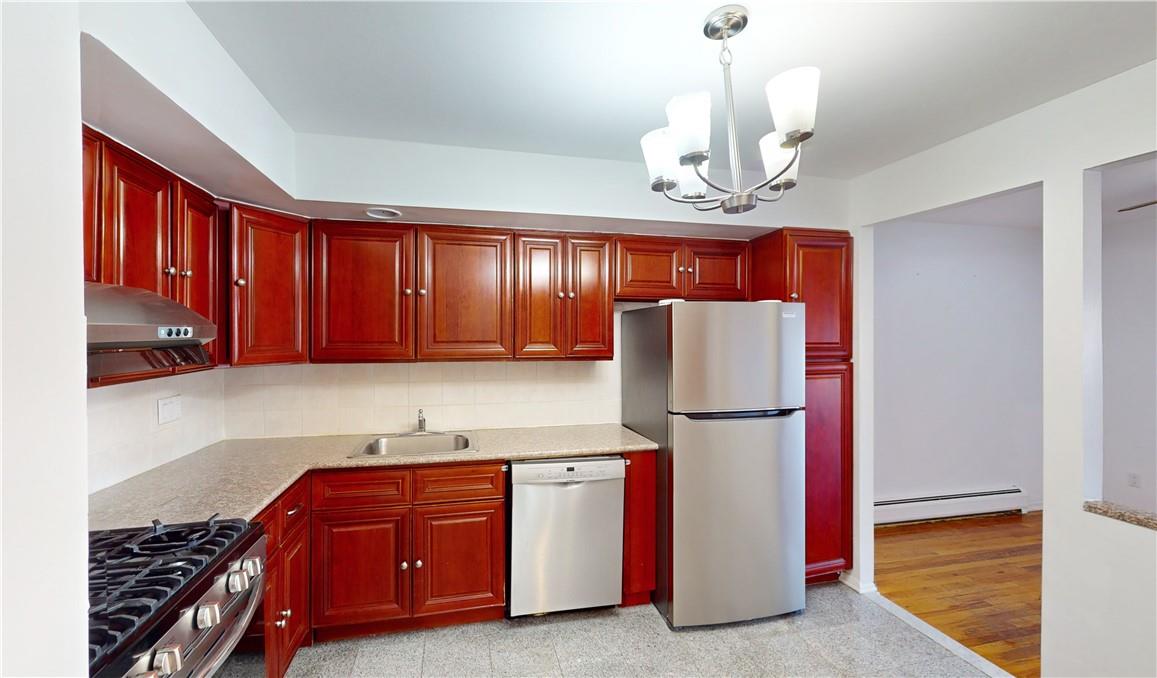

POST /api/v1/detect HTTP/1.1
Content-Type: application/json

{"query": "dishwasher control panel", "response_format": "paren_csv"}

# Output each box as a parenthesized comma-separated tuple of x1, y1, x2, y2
(510, 456, 625, 484)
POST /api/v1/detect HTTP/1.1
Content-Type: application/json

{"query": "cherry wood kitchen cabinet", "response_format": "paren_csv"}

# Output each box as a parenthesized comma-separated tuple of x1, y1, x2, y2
(411, 500, 505, 616)
(614, 237, 684, 299)
(173, 182, 220, 365)
(231, 205, 309, 365)
(312, 506, 412, 627)
(83, 128, 102, 282)
(99, 143, 173, 296)
(621, 451, 657, 605)
(311, 221, 415, 361)
(804, 361, 853, 582)
(515, 233, 613, 359)
(683, 239, 749, 300)
(417, 226, 514, 359)
(751, 228, 853, 361)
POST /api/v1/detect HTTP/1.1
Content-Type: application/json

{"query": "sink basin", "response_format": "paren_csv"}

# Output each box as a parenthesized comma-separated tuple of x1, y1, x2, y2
(351, 432, 474, 457)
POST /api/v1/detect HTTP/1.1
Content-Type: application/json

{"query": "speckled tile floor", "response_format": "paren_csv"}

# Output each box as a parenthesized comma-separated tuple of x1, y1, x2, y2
(219, 584, 987, 678)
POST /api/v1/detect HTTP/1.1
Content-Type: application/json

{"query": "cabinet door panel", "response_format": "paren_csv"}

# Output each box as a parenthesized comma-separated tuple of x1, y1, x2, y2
(804, 362, 853, 580)
(787, 233, 852, 360)
(311, 507, 410, 626)
(412, 501, 505, 616)
(280, 525, 311, 669)
(173, 182, 219, 364)
(566, 236, 614, 358)
(622, 451, 656, 601)
(614, 238, 683, 300)
(83, 129, 102, 282)
(231, 206, 308, 365)
(100, 145, 172, 295)
(684, 240, 748, 300)
(515, 234, 565, 358)
(312, 221, 415, 361)
(261, 547, 284, 678)
(417, 227, 513, 359)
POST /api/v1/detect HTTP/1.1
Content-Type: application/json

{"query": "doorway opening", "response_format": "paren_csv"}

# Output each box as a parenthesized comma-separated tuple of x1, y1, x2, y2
(870, 184, 1045, 677)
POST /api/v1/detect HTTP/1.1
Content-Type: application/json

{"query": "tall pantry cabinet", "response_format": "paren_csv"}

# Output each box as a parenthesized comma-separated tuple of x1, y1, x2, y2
(751, 227, 854, 582)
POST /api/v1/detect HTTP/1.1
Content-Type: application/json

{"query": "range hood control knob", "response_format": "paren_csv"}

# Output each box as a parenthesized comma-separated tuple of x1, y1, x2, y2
(151, 644, 183, 676)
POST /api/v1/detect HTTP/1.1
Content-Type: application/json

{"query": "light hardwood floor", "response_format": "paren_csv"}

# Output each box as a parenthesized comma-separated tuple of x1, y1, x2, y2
(875, 511, 1042, 678)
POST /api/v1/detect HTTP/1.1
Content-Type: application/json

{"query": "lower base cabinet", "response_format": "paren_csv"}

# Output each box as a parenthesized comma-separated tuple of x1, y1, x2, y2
(312, 507, 411, 626)
(412, 501, 505, 616)
(804, 361, 853, 582)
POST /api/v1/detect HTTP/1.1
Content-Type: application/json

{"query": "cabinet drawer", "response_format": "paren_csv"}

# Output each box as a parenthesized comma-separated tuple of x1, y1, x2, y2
(313, 468, 412, 511)
(279, 476, 311, 538)
(255, 503, 281, 554)
(413, 463, 506, 504)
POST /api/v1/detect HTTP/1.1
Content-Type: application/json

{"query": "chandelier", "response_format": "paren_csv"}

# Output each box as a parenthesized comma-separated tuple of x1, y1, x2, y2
(640, 5, 820, 214)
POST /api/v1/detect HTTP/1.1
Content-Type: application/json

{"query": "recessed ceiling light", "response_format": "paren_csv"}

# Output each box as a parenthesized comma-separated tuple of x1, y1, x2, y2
(365, 207, 402, 220)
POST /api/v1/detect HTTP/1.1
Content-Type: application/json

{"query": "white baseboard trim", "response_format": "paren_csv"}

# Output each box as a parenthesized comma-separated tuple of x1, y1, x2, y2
(866, 591, 1012, 678)
(838, 570, 877, 594)
(875, 487, 1026, 524)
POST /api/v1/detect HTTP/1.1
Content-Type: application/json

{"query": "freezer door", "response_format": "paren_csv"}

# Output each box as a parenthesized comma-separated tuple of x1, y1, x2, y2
(669, 301, 805, 413)
(668, 411, 805, 627)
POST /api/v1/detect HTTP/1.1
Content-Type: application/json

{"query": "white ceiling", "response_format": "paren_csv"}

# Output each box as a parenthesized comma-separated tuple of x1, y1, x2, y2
(190, 1, 1156, 180)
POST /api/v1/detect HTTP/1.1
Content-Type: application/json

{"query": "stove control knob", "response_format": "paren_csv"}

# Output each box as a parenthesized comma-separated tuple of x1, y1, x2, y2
(226, 569, 251, 593)
(151, 644, 183, 676)
(242, 556, 263, 578)
(195, 601, 222, 629)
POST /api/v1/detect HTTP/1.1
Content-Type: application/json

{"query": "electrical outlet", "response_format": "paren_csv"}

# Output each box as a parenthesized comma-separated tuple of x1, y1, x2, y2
(158, 395, 182, 425)
(1127, 472, 1141, 489)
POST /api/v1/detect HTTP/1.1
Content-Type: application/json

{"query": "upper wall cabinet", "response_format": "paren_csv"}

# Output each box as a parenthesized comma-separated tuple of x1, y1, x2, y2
(683, 239, 749, 301)
(515, 233, 613, 359)
(751, 228, 853, 361)
(83, 128, 102, 283)
(614, 236, 748, 301)
(417, 226, 514, 359)
(312, 221, 416, 362)
(231, 205, 309, 366)
(99, 144, 173, 296)
(173, 182, 220, 365)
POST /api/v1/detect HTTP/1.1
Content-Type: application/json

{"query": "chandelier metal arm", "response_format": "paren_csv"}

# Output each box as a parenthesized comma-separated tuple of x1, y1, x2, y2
(661, 184, 725, 205)
(693, 201, 723, 211)
(747, 144, 801, 195)
(755, 185, 787, 203)
(693, 161, 737, 195)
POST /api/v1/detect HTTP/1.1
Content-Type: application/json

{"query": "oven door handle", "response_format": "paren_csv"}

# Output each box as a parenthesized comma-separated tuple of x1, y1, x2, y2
(191, 575, 265, 678)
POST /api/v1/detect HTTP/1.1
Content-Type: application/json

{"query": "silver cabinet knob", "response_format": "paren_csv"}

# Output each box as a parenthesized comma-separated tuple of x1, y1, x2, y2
(418, 289, 427, 296)
(677, 266, 685, 272)
(687, 267, 694, 273)
(557, 291, 565, 299)
(280, 609, 292, 618)
(195, 602, 222, 630)
(242, 556, 263, 578)
(403, 288, 413, 296)
(163, 266, 177, 276)
(179, 269, 193, 278)
(568, 292, 576, 299)
(234, 278, 247, 287)
(226, 570, 250, 593)
(400, 560, 408, 570)
(274, 619, 287, 628)
(415, 559, 423, 569)
(151, 644, 183, 676)
(790, 293, 799, 300)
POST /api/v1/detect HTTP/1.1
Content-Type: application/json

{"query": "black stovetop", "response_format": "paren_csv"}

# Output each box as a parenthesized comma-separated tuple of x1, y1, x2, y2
(88, 517, 254, 673)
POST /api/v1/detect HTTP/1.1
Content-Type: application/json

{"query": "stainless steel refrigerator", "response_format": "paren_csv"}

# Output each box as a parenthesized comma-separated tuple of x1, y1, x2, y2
(621, 301, 806, 628)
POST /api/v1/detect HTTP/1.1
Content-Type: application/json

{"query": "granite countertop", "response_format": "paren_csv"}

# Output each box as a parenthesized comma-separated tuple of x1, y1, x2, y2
(88, 424, 657, 531)
(1083, 500, 1157, 531)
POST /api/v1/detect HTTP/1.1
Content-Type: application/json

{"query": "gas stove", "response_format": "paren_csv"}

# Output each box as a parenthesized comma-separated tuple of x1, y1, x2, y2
(88, 517, 265, 678)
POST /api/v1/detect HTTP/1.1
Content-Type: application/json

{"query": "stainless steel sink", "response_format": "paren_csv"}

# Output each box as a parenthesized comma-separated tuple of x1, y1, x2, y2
(351, 432, 474, 457)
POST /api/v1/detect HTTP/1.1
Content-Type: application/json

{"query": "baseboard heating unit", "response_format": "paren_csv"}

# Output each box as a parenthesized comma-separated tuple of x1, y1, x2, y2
(874, 487, 1026, 524)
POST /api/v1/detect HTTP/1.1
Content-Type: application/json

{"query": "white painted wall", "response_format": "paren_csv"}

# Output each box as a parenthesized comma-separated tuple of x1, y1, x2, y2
(87, 370, 225, 493)
(0, 3, 90, 674)
(849, 61, 1157, 677)
(874, 221, 1043, 510)
(1101, 216, 1157, 512)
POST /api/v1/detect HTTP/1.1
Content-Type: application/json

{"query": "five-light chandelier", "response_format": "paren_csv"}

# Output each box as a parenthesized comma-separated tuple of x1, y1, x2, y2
(641, 5, 820, 214)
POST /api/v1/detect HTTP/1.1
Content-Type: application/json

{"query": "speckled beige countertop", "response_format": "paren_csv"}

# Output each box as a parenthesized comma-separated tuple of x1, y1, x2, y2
(88, 424, 657, 531)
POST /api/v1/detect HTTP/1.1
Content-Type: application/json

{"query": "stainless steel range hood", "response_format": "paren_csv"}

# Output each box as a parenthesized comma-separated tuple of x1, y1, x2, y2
(86, 282, 217, 380)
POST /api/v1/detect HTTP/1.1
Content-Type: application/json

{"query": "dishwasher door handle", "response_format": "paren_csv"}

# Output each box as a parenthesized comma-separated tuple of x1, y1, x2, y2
(514, 476, 621, 487)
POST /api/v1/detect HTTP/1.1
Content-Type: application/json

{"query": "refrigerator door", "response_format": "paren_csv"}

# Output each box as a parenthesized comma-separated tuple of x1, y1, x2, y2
(669, 301, 805, 413)
(668, 410, 805, 627)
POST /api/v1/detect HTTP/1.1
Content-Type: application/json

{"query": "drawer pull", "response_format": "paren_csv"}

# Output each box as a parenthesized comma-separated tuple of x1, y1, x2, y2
(285, 503, 303, 517)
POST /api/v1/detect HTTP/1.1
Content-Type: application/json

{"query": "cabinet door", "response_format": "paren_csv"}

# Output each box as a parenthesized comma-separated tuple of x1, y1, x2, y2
(514, 234, 565, 358)
(173, 182, 219, 365)
(804, 362, 853, 581)
(311, 507, 410, 627)
(614, 237, 684, 300)
(231, 206, 308, 365)
(261, 547, 284, 678)
(566, 236, 614, 358)
(83, 129, 102, 282)
(412, 501, 505, 617)
(279, 525, 311, 671)
(417, 226, 514, 359)
(100, 145, 172, 295)
(311, 221, 415, 361)
(622, 451, 656, 604)
(786, 231, 852, 360)
(683, 240, 749, 300)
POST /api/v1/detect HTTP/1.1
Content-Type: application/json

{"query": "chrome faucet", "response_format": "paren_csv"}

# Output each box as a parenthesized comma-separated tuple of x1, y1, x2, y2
(417, 409, 426, 433)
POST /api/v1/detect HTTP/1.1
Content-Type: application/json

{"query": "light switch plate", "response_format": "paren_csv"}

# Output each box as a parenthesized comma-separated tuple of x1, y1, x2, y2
(158, 395, 182, 425)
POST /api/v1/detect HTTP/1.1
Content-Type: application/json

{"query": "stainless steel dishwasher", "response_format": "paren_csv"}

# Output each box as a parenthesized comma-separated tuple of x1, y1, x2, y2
(509, 456, 626, 616)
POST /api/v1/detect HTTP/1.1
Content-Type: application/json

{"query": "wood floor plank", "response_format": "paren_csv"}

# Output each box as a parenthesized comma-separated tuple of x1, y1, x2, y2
(875, 511, 1042, 678)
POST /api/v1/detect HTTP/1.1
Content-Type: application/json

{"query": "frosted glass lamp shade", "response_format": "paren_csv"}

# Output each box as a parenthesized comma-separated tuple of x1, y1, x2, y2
(765, 67, 820, 148)
(676, 162, 707, 199)
(640, 128, 678, 191)
(665, 92, 711, 164)
(759, 133, 800, 190)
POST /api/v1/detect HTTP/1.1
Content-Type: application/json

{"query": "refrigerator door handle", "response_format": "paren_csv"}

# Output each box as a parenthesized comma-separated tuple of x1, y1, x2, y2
(678, 408, 802, 421)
